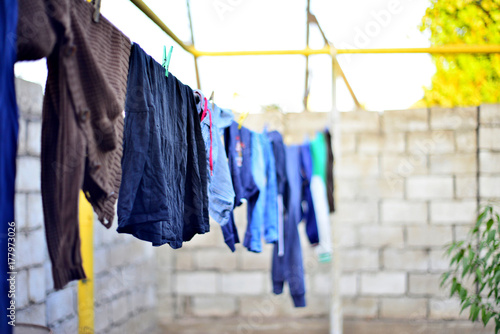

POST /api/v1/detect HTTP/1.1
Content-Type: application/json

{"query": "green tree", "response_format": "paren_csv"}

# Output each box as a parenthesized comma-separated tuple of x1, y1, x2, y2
(419, 0, 500, 107)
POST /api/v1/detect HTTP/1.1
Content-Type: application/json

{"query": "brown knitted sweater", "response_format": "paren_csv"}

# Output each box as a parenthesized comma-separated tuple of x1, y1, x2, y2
(17, 0, 131, 289)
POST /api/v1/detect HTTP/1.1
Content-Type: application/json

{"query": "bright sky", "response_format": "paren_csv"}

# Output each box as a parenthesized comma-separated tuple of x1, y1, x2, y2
(14, 0, 435, 112)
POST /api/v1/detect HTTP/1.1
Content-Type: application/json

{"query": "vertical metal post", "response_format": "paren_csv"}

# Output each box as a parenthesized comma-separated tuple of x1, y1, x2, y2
(78, 192, 94, 334)
(329, 54, 342, 334)
(187, 0, 201, 90)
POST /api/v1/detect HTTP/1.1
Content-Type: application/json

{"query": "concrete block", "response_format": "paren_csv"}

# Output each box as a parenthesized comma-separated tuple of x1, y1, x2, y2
(407, 130, 455, 154)
(340, 111, 380, 133)
(337, 178, 404, 200)
(383, 108, 428, 132)
(430, 250, 450, 272)
(430, 298, 468, 320)
(430, 200, 477, 224)
(380, 297, 427, 319)
(430, 153, 476, 174)
(479, 128, 500, 150)
(407, 226, 453, 247)
(480, 176, 500, 198)
(456, 176, 477, 199)
(17, 303, 46, 326)
(340, 274, 357, 296)
(406, 176, 454, 199)
(156, 296, 178, 323)
(17, 229, 46, 268)
(383, 132, 406, 152)
(409, 273, 446, 296)
(94, 304, 110, 333)
(358, 134, 382, 154)
(111, 294, 130, 324)
(239, 295, 287, 317)
(381, 153, 428, 177)
(240, 249, 271, 271)
(479, 152, 500, 173)
(44, 261, 53, 293)
(194, 249, 237, 271)
(93, 248, 108, 276)
(191, 296, 237, 317)
(15, 193, 27, 230)
(455, 130, 477, 153)
(359, 226, 404, 248)
(480, 104, 500, 124)
(16, 157, 41, 192)
(378, 177, 405, 199)
(15, 78, 44, 116)
(46, 287, 75, 324)
(18, 119, 27, 155)
(341, 133, 356, 153)
(430, 107, 477, 130)
(221, 272, 265, 295)
(383, 249, 428, 271)
(381, 200, 427, 224)
(341, 249, 379, 271)
(337, 226, 357, 248)
(176, 271, 217, 295)
(360, 272, 406, 295)
(51, 316, 78, 334)
(335, 201, 378, 224)
(15, 270, 29, 309)
(342, 297, 378, 318)
(312, 273, 332, 295)
(27, 193, 44, 230)
(108, 242, 130, 268)
(454, 226, 471, 243)
(28, 266, 45, 303)
(337, 155, 379, 177)
(27, 121, 42, 156)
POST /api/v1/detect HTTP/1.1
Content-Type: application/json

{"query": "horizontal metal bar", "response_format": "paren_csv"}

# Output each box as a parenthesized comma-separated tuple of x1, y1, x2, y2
(196, 45, 500, 57)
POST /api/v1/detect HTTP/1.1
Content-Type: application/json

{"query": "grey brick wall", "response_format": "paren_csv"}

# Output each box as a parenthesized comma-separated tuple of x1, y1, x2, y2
(14, 78, 158, 334)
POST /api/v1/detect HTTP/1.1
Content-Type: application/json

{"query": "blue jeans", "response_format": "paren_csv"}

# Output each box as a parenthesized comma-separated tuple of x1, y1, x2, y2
(244, 130, 278, 252)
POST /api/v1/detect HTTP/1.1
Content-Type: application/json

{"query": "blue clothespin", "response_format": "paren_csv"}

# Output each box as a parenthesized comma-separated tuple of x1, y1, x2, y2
(162, 45, 173, 77)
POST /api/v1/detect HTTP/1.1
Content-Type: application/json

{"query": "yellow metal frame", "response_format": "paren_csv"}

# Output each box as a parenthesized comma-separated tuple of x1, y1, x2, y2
(78, 192, 94, 334)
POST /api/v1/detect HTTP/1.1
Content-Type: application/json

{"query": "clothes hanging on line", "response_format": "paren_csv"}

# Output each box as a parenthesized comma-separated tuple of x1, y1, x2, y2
(325, 129, 336, 213)
(272, 145, 306, 307)
(117, 43, 209, 248)
(1, 0, 18, 332)
(194, 90, 235, 228)
(310, 132, 333, 263)
(224, 121, 260, 251)
(17, 0, 131, 290)
(244, 130, 279, 253)
(300, 143, 320, 245)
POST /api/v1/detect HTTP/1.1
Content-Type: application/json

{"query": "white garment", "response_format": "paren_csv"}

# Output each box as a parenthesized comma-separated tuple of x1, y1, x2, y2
(310, 175, 332, 262)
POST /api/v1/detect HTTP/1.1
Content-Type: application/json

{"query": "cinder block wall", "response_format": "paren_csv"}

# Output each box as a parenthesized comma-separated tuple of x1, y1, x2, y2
(14, 78, 158, 334)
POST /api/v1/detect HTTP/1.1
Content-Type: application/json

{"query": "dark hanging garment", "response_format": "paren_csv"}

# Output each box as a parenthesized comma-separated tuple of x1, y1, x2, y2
(17, 0, 131, 289)
(1, 0, 18, 331)
(272, 145, 306, 307)
(325, 129, 335, 213)
(300, 143, 319, 246)
(223, 121, 260, 251)
(118, 43, 209, 248)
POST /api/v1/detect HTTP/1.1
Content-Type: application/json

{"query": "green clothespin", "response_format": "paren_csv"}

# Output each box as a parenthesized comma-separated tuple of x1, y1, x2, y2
(162, 45, 173, 77)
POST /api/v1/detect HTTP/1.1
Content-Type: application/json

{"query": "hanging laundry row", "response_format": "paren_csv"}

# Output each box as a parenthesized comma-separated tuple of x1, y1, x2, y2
(8, 0, 336, 308)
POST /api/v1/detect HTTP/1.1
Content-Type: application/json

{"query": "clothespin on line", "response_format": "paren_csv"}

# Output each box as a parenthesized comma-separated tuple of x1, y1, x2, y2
(162, 46, 173, 77)
(88, 0, 101, 23)
(238, 111, 249, 129)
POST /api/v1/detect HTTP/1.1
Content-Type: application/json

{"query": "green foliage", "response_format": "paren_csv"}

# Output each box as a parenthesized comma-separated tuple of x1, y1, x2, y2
(419, 0, 500, 107)
(442, 204, 500, 332)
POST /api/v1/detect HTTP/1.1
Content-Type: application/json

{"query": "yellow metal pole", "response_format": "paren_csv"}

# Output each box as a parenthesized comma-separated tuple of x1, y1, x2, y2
(129, 0, 198, 56)
(78, 192, 94, 334)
